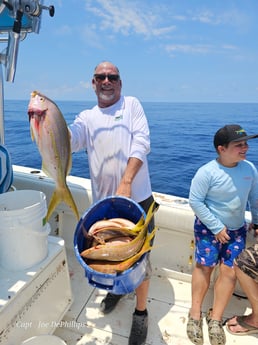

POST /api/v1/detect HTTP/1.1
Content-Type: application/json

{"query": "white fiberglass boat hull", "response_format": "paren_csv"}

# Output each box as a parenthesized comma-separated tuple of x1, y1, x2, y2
(0, 165, 256, 345)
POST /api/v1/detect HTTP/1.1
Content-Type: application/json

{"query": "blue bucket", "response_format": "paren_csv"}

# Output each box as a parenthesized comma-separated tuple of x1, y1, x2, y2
(74, 196, 148, 294)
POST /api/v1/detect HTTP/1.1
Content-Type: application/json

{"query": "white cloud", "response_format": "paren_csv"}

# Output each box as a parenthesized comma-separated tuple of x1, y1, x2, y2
(221, 44, 237, 51)
(164, 43, 244, 60)
(190, 8, 249, 28)
(165, 44, 211, 55)
(55, 25, 73, 35)
(42, 81, 92, 100)
(192, 10, 217, 24)
(84, 0, 175, 38)
(79, 81, 91, 90)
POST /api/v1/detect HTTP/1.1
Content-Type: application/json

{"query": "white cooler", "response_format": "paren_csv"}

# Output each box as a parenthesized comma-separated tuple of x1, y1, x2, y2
(0, 236, 73, 345)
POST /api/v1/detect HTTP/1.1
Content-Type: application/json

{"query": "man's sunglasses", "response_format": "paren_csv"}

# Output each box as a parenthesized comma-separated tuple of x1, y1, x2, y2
(94, 74, 120, 82)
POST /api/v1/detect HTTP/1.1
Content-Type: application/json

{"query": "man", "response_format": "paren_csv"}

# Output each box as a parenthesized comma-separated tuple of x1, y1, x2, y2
(226, 228, 258, 336)
(69, 61, 155, 345)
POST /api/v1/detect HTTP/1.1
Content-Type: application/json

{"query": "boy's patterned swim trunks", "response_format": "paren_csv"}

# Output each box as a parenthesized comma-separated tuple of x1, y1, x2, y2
(194, 217, 247, 267)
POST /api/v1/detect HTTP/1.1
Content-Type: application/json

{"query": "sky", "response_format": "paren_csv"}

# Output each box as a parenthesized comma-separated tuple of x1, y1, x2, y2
(2, 0, 258, 102)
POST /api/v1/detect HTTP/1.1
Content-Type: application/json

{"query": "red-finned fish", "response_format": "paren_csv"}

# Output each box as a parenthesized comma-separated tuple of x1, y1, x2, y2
(88, 228, 139, 246)
(88, 218, 136, 235)
(80, 201, 159, 261)
(28, 91, 79, 221)
(83, 217, 143, 245)
(87, 225, 157, 273)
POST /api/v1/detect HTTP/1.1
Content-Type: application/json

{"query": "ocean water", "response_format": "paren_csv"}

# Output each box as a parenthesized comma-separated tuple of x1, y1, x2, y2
(3, 100, 258, 198)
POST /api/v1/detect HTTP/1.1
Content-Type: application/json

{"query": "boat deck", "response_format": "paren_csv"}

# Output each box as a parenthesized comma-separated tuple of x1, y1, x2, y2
(53, 247, 257, 345)
(7, 167, 258, 345)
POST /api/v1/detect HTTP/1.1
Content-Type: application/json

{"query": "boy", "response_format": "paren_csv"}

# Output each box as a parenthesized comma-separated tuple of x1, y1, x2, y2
(187, 124, 258, 345)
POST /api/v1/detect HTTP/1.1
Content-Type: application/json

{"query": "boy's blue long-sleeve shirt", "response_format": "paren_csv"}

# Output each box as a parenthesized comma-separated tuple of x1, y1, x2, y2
(189, 159, 258, 235)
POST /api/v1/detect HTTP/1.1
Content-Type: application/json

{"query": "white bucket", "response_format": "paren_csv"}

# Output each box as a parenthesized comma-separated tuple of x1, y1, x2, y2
(0, 190, 50, 271)
(21, 335, 67, 345)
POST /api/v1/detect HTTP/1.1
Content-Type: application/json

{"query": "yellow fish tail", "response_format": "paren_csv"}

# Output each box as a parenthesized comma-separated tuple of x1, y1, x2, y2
(46, 185, 79, 221)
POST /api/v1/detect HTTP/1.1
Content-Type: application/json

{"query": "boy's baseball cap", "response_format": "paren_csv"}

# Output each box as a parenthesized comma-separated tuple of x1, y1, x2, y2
(214, 124, 258, 148)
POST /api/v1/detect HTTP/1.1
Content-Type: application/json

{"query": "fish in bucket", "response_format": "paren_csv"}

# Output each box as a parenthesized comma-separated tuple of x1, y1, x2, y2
(74, 196, 158, 294)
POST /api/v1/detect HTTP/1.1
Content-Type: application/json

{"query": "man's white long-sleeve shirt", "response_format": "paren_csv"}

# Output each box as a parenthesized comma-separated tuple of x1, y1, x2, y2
(69, 96, 152, 203)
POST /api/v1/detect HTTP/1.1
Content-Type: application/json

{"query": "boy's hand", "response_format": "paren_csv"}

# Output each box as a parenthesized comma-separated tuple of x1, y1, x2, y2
(215, 227, 230, 244)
